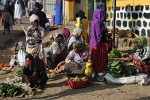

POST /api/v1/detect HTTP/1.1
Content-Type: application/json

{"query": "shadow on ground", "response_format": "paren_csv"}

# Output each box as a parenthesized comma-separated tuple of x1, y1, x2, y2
(133, 96, 150, 100)
(28, 74, 123, 100)
(0, 30, 25, 50)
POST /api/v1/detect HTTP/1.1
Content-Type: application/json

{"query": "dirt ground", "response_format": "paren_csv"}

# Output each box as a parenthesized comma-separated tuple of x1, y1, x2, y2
(1, 22, 150, 100)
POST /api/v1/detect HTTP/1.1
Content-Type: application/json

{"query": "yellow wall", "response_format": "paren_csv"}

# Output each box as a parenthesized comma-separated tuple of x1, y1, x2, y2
(65, 1, 75, 21)
(134, 0, 150, 6)
(107, 0, 150, 7)
(116, 0, 134, 7)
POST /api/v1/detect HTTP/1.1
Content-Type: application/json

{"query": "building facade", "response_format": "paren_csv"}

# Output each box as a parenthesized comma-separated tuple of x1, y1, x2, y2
(106, 0, 150, 37)
(65, 0, 150, 37)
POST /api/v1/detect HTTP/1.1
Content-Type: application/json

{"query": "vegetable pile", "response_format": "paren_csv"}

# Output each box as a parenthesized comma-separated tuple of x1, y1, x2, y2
(121, 53, 129, 58)
(107, 60, 137, 78)
(0, 63, 10, 68)
(0, 83, 24, 97)
(108, 49, 122, 58)
(16, 70, 23, 77)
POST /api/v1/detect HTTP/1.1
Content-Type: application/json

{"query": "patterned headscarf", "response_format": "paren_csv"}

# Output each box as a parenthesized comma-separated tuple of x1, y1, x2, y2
(18, 41, 25, 50)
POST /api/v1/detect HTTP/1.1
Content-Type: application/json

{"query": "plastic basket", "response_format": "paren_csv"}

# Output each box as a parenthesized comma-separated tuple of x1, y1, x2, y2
(67, 78, 88, 89)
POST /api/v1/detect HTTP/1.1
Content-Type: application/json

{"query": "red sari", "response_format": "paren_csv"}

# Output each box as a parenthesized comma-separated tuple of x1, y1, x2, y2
(91, 40, 112, 73)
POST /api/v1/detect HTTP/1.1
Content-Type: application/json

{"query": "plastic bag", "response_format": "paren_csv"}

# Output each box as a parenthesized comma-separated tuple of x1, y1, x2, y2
(105, 73, 148, 84)
(17, 50, 26, 66)
(9, 55, 17, 67)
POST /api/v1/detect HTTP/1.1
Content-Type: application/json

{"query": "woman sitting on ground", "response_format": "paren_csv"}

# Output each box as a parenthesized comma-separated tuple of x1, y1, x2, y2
(119, 36, 150, 73)
(22, 49, 48, 90)
(50, 40, 89, 75)
(46, 33, 67, 69)
(67, 27, 83, 52)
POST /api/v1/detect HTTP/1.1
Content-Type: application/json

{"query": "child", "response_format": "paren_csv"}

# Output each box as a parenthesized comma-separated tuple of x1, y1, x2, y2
(43, 41, 51, 68)
(2, 7, 13, 35)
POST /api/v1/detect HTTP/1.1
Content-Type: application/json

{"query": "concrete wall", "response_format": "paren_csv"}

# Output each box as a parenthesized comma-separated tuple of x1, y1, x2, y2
(106, 0, 150, 37)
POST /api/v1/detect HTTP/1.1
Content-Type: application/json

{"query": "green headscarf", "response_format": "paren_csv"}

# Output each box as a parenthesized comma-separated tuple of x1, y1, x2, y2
(139, 36, 147, 49)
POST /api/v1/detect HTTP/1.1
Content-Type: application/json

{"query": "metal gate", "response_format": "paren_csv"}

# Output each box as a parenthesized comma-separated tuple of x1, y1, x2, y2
(44, 0, 55, 16)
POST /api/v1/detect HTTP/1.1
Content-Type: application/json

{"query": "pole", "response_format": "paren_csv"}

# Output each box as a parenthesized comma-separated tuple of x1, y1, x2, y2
(63, 0, 65, 25)
(112, 0, 116, 48)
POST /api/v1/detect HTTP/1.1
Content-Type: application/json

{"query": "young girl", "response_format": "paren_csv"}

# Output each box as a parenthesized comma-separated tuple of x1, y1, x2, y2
(2, 7, 13, 35)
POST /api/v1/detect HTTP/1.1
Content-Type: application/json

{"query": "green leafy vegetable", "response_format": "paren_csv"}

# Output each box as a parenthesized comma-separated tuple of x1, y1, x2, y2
(0, 83, 24, 97)
(108, 49, 122, 58)
(16, 70, 23, 77)
(107, 60, 137, 78)
(121, 53, 129, 58)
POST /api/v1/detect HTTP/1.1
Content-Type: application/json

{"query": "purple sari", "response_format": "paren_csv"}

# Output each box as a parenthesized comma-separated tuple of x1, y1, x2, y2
(90, 9, 109, 73)
(90, 9, 106, 50)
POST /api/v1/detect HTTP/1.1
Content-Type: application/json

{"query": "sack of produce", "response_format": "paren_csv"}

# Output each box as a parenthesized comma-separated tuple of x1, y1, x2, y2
(105, 73, 148, 84)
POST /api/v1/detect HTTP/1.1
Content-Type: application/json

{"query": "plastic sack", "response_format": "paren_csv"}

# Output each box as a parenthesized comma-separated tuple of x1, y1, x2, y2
(105, 73, 148, 84)
(17, 50, 26, 66)
(9, 55, 17, 67)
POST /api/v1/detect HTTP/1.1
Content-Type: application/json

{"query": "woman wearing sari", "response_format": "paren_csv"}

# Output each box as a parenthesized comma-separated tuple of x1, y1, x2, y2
(90, 9, 111, 81)
(50, 41, 89, 75)
(119, 36, 150, 73)
(14, 0, 22, 24)
(22, 50, 48, 90)
(55, 0, 63, 26)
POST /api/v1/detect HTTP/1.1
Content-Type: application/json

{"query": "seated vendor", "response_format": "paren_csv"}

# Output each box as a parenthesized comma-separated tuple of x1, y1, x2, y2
(50, 40, 89, 75)
(119, 36, 150, 73)
(10, 41, 27, 67)
(46, 33, 67, 69)
(22, 49, 48, 90)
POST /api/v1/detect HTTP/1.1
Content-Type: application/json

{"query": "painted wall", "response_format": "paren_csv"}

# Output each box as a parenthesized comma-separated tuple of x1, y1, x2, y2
(106, 5, 150, 37)
(108, 0, 150, 7)
(106, 0, 150, 37)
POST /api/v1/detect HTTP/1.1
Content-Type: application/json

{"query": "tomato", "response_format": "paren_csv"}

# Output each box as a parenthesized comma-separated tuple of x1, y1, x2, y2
(4, 64, 9, 68)
(1, 63, 5, 67)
